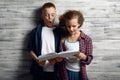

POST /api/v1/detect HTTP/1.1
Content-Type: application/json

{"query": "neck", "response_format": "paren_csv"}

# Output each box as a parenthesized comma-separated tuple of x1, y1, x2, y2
(71, 30, 80, 37)
(67, 31, 80, 42)
(44, 26, 54, 28)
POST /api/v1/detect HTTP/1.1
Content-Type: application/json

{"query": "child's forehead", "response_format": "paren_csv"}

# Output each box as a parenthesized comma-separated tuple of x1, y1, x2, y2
(43, 7, 56, 11)
(66, 17, 79, 21)
(43, 7, 56, 13)
(43, 7, 56, 14)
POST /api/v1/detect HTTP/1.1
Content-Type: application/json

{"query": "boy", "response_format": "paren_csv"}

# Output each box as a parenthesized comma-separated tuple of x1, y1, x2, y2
(27, 2, 60, 80)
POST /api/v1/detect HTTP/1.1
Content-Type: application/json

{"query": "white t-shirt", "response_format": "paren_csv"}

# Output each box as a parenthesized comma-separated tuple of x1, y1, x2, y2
(41, 26, 55, 72)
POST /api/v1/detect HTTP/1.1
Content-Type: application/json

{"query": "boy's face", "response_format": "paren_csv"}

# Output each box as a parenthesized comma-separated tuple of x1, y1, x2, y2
(42, 7, 56, 27)
(66, 18, 80, 35)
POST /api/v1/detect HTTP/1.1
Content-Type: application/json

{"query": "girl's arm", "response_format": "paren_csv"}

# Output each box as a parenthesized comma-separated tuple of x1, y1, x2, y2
(75, 52, 87, 60)
(81, 39, 93, 65)
(75, 38, 93, 65)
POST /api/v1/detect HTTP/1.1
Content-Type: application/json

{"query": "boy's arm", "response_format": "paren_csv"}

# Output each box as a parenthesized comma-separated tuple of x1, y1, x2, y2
(29, 50, 38, 62)
(29, 50, 46, 67)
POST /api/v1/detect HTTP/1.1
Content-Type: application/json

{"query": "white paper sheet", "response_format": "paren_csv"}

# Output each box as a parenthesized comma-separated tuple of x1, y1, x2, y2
(38, 51, 80, 61)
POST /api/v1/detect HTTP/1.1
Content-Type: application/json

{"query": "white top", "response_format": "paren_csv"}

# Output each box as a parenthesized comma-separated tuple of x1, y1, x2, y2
(41, 26, 55, 72)
(64, 39, 80, 72)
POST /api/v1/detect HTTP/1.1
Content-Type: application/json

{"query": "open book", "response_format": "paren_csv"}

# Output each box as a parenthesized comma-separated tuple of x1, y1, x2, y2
(38, 51, 80, 61)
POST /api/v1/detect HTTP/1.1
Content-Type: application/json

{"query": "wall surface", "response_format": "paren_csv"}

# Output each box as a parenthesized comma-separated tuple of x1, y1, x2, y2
(0, 0, 120, 80)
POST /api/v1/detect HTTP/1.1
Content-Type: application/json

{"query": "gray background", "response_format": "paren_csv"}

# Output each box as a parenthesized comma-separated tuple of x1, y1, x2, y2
(0, 0, 120, 80)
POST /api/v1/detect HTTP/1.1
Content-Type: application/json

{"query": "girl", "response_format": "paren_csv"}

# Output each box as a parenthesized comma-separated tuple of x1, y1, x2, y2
(57, 10, 93, 80)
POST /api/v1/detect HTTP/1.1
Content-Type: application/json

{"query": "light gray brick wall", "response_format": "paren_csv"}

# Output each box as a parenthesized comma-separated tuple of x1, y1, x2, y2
(0, 0, 120, 80)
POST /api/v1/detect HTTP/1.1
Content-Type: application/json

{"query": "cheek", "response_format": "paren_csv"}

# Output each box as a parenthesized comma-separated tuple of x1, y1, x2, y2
(43, 17, 48, 22)
(44, 16, 48, 20)
(75, 27, 78, 30)
(67, 27, 70, 31)
(73, 26, 78, 30)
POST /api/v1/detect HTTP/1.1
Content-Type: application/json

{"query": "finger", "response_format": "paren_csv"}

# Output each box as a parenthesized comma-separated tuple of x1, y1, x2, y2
(49, 60, 56, 65)
(56, 57, 63, 62)
(39, 61, 45, 66)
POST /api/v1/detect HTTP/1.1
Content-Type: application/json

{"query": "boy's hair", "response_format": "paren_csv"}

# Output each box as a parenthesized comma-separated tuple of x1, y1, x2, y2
(41, 2, 56, 12)
(60, 10, 84, 28)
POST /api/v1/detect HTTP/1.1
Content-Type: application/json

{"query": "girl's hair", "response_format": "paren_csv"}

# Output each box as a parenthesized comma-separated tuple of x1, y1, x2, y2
(59, 10, 84, 37)
(61, 10, 84, 28)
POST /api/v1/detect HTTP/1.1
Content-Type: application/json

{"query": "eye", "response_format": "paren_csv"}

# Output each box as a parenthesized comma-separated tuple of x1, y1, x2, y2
(44, 14, 49, 17)
(52, 14, 55, 17)
(73, 25, 77, 27)
(67, 26, 71, 28)
(52, 15, 54, 17)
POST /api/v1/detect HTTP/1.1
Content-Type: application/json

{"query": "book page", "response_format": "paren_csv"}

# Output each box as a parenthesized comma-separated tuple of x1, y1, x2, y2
(58, 51, 80, 58)
(38, 52, 57, 61)
(38, 51, 80, 61)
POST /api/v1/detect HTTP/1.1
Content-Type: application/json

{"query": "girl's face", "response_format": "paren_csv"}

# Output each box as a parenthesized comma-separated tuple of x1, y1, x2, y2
(66, 18, 80, 35)
(42, 7, 56, 27)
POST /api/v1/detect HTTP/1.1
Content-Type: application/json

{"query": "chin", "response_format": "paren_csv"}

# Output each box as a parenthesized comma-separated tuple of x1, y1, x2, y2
(47, 25, 53, 27)
(71, 32, 75, 34)
(48, 23, 53, 27)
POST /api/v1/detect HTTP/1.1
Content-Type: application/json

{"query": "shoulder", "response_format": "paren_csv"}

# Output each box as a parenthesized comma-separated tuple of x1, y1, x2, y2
(30, 24, 43, 35)
(53, 26, 60, 33)
(30, 23, 44, 33)
(53, 27, 61, 36)
(85, 34, 92, 41)
(81, 31, 92, 42)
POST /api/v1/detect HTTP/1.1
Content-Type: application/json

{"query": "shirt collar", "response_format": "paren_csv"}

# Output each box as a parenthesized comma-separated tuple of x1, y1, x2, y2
(79, 30, 86, 39)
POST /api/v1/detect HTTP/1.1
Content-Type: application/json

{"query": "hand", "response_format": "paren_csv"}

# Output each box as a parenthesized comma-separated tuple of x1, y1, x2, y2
(55, 57, 63, 62)
(74, 52, 87, 60)
(48, 59, 56, 65)
(37, 60, 46, 67)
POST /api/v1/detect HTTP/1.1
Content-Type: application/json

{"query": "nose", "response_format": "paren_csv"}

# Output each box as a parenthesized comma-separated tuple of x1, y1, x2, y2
(48, 15, 52, 20)
(70, 27, 74, 31)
